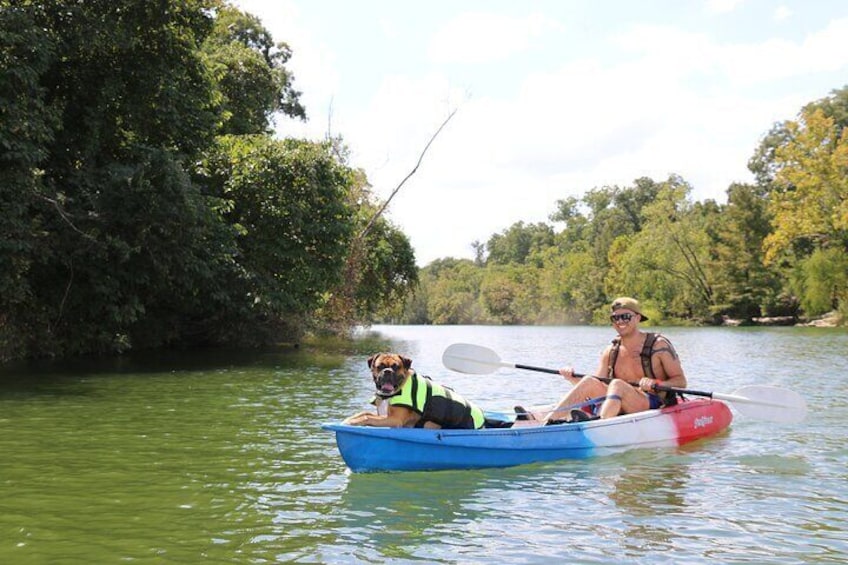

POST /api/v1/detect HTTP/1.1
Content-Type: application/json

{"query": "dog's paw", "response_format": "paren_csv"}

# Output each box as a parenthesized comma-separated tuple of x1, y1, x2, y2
(343, 412, 372, 426)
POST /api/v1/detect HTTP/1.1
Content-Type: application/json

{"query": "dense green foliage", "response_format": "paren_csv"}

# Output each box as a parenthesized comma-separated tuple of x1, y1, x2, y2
(0, 0, 416, 360)
(2, 1, 844, 361)
(398, 88, 848, 327)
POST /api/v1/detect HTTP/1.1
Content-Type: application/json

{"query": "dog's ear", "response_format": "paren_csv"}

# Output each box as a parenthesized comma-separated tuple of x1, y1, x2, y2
(400, 355, 412, 369)
(367, 354, 377, 369)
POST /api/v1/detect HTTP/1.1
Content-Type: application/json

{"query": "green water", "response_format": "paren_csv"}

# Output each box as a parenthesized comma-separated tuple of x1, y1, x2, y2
(2, 326, 847, 563)
(0, 348, 357, 563)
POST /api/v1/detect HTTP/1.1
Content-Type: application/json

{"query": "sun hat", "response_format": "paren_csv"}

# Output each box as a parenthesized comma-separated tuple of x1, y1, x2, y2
(611, 296, 648, 321)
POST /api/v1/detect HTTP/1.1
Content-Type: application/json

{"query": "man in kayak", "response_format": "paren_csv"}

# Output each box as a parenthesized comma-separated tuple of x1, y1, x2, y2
(543, 296, 687, 424)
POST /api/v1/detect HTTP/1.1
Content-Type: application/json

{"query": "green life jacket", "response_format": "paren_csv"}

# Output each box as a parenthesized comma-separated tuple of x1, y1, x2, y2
(388, 370, 485, 429)
(608, 332, 677, 406)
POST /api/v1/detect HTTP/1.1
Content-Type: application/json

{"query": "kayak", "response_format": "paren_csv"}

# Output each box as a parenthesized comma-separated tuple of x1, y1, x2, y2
(323, 397, 733, 473)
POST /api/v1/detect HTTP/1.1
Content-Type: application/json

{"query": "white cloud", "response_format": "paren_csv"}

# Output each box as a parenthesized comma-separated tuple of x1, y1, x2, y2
(233, 1, 848, 265)
(378, 17, 401, 40)
(774, 6, 793, 21)
(428, 11, 564, 64)
(612, 19, 848, 86)
(716, 18, 848, 84)
(345, 16, 848, 262)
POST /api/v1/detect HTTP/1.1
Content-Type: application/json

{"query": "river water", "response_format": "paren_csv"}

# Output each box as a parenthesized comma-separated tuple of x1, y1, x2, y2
(1, 325, 846, 564)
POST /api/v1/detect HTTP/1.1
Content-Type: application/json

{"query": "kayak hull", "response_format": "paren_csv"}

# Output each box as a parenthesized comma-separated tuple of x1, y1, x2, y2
(323, 398, 732, 473)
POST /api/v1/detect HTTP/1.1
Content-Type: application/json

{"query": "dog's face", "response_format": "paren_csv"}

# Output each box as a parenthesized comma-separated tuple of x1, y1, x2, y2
(367, 353, 413, 398)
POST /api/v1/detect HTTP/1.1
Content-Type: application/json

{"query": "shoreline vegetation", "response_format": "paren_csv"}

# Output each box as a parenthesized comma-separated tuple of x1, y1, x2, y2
(723, 311, 842, 327)
(2, 2, 846, 363)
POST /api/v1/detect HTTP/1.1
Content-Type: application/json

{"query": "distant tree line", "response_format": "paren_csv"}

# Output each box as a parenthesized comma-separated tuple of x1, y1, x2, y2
(395, 87, 848, 326)
(0, 0, 417, 361)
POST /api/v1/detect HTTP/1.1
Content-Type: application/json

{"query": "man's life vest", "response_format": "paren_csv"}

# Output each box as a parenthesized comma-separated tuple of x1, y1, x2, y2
(388, 370, 485, 429)
(608, 332, 677, 406)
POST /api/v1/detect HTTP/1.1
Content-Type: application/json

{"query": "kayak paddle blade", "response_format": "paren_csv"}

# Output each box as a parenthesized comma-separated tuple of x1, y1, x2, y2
(442, 343, 507, 374)
(717, 385, 808, 423)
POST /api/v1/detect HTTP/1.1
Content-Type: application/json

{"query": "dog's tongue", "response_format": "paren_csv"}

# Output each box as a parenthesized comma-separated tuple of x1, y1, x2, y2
(380, 383, 395, 394)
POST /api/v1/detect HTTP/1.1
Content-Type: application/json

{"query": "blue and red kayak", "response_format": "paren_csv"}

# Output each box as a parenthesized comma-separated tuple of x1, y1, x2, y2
(322, 397, 732, 473)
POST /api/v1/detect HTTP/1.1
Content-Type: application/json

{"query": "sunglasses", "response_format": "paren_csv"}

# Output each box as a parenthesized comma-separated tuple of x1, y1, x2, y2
(610, 313, 634, 323)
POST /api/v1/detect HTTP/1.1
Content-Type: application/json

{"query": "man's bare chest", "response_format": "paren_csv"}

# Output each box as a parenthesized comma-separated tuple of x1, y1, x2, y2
(613, 346, 647, 379)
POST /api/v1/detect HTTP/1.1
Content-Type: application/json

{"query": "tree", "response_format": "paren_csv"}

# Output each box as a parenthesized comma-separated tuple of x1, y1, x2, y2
(1, 1, 396, 359)
(536, 246, 603, 323)
(573, 178, 661, 271)
(479, 266, 523, 324)
(789, 248, 848, 316)
(805, 85, 848, 136)
(547, 177, 665, 318)
(0, 5, 60, 358)
(747, 87, 848, 319)
(418, 259, 483, 324)
(347, 213, 418, 323)
(486, 221, 554, 266)
(471, 240, 486, 266)
(549, 196, 592, 253)
(708, 183, 782, 318)
(479, 264, 541, 324)
(749, 85, 848, 188)
(759, 106, 848, 317)
(606, 177, 716, 321)
(1, 0, 226, 357)
(199, 135, 357, 342)
(203, 4, 305, 135)
(763, 108, 848, 264)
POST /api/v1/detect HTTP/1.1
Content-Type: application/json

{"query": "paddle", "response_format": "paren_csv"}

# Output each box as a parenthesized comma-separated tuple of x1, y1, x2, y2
(441, 342, 563, 376)
(442, 342, 807, 423)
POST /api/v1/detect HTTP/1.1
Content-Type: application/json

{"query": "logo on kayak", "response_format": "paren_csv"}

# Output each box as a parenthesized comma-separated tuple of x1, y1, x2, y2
(694, 416, 714, 429)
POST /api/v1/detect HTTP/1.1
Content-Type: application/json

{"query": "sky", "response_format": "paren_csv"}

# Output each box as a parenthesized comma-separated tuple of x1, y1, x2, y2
(233, 0, 848, 266)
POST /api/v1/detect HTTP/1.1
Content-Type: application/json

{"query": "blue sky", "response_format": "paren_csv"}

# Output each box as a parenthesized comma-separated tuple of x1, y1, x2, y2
(235, 0, 848, 265)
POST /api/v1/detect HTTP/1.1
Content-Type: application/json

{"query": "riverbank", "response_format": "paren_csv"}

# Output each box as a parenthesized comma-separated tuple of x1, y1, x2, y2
(722, 310, 843, 327)
(798, 311, 843, 327)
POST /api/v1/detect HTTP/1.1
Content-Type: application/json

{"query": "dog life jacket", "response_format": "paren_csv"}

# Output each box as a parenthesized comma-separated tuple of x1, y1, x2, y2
(608, 332, 677, 406)
(388, 370, 485, 429)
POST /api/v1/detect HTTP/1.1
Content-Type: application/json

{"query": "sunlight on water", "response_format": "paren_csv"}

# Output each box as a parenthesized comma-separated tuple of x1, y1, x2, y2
(1, 326, 846, 563)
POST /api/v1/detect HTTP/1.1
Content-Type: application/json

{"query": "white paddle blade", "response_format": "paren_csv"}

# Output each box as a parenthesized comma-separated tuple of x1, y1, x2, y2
(442, 343, 509, 374)
(716, 385, 808, 423)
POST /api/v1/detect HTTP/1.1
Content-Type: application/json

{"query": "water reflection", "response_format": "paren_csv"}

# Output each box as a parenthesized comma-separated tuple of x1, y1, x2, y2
(600, 453, 692, 555)
(328, 463, 588, 562)
(336, 472, 473, 561)
(604, 456, 690, 516)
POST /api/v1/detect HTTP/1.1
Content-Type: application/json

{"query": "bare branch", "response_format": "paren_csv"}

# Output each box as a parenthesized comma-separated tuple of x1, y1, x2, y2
(358, 107, 458, 239)
(325, 96, 334, 141)
(36, 192, 97, 242)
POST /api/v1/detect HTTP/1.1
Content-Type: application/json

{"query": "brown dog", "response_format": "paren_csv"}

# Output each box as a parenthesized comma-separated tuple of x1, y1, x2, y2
(343, 353, 485, 429)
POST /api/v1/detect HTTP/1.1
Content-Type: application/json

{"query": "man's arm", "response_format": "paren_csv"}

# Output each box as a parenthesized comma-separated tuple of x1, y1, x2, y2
(654, 337, 687, 389)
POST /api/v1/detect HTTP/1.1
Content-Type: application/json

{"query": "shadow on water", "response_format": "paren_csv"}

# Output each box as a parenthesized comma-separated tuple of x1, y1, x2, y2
(0, 331, 401, 401)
